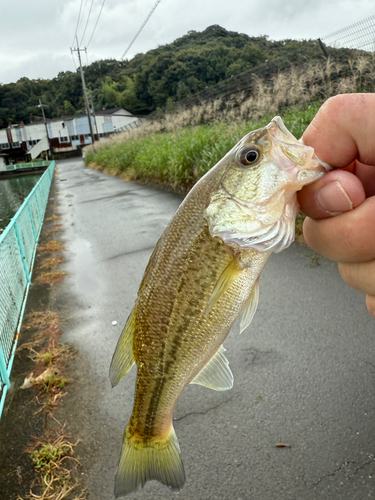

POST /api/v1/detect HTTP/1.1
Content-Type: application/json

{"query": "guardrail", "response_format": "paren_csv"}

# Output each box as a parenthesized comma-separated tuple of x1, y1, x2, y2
(0, 160, 55, 418)
(5, 160, 51, 171)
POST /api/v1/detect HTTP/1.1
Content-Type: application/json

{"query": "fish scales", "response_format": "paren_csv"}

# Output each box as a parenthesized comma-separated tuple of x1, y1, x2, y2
(110, 116, 327, 497)
(132, 223, 266, 438)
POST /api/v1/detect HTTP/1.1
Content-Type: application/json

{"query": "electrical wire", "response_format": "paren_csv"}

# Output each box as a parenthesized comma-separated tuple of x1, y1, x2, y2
(120, 0, 162, 60)
(71, 51, 78, 72)
(72, 0, 85, 47)
(86, 0, 106, 49)
(80, 0, 95, 47)
(85, 48, 90, 67)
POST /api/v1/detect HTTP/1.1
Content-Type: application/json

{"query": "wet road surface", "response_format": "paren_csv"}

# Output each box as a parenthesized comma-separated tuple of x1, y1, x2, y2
(55, 158, 375, 500)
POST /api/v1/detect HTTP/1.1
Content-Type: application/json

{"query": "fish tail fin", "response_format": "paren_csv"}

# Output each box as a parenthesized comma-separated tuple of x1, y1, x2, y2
(114, 425, 185, 497)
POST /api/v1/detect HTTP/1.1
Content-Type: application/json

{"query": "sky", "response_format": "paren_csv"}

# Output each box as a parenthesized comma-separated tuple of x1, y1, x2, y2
(0, 0, 374, 85)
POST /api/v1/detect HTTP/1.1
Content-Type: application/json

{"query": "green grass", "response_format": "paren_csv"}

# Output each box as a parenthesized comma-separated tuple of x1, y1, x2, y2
(84, 101, 323, 193)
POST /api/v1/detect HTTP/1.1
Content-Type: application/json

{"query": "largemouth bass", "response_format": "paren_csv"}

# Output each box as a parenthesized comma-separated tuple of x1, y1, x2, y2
(110, 117, 326, 497)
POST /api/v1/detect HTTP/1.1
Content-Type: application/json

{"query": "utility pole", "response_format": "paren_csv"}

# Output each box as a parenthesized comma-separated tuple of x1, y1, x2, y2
(37, 98, 50, 160)
(71, 37, 95, 146)
(87, 88, 98, 137)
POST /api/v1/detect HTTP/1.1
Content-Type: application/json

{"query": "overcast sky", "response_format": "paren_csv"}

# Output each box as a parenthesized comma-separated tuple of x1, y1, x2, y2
(0, 0, 374, 85)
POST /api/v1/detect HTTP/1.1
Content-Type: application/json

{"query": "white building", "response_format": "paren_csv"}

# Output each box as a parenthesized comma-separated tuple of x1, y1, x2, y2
(0, 108, 145, 162)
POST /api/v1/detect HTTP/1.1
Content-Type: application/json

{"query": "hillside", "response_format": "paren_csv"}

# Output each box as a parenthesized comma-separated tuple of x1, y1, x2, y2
(0, 25, 363, 127)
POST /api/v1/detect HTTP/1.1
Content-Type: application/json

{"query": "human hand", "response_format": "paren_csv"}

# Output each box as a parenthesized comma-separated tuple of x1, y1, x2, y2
(298, 93, 375, 317)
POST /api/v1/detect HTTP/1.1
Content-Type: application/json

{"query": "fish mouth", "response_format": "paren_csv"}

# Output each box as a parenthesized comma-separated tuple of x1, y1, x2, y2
(268, 116, 297, 144)
(268, 116, 328, 181)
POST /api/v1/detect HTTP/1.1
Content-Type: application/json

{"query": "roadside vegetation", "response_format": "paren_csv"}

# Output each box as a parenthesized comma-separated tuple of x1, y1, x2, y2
(84, 103, 320, 193)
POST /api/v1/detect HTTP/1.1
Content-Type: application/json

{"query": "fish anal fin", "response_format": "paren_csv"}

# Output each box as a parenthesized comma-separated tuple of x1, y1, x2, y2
(114, 426, 185, 497)
(109, 308, 136, 387)
(191, 345, 233, 391)
(239, 279, 260, 334)
(206, 258, 242, 314)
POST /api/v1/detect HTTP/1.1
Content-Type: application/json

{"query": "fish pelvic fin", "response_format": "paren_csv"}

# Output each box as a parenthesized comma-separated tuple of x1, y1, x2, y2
(239, 279, 260, 334)
(191, 345, 234, 391)
(114, 426, 186, 497)
(206, 258, 242, 315)
(109, 308, 136, 387)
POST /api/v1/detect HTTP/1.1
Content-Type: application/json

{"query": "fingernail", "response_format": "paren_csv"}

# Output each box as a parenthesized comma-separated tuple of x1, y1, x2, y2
(317, 181, 353, 213)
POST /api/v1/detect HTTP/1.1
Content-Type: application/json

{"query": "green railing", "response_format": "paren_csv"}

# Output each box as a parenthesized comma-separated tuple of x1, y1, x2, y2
(5, 161, 51, 171)
(0, 161, 55, 418)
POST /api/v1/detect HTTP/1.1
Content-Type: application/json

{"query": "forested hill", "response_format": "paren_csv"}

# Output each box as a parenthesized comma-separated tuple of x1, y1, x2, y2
(0, 25, 354, 127)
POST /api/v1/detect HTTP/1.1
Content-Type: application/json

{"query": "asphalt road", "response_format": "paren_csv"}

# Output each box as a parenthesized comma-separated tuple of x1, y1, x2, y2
(54, 158, 375, 500)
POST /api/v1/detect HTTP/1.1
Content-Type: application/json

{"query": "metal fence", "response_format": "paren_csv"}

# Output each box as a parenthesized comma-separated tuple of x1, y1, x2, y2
(6, 160, 50, 171)
(322, 14, 375, 52)
(0, 161, 55, 418)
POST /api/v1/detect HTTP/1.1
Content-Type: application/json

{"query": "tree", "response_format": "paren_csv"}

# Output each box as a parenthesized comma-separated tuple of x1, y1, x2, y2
(64, 100, 76, 115)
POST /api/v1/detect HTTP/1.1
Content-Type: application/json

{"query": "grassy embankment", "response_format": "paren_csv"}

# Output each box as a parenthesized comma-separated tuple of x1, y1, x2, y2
(84, 103, 322, 194)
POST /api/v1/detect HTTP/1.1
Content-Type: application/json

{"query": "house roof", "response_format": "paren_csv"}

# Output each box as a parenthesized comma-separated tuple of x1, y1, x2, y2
(98, 107, 124, 114)
(26, 108, 134, 125)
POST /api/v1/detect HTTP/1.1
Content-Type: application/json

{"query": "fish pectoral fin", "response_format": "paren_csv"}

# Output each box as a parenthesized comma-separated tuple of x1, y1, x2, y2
(239, 279, 260, 334)
(109, 307, 136, 387)
(206, 258, 242, 315)
(191, 345, 234, 391)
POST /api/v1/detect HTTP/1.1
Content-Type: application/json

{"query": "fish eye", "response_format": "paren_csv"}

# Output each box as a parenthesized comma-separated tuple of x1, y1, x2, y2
(239, 146, 262, 167)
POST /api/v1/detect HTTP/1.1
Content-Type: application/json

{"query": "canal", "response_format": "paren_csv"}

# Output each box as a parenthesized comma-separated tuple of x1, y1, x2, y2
(0, 173, 42, 234)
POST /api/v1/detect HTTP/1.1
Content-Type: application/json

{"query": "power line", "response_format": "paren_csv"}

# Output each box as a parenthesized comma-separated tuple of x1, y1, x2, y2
(120, 0, 162, 60)
(86, 0, 106, 49)
(80, 0, 95, 47)
(72, 0, 85, 47)
(71, 51, 78, 72)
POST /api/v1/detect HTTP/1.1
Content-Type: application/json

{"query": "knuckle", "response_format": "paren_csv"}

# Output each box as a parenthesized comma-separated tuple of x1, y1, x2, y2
(320, 95, 345, 117)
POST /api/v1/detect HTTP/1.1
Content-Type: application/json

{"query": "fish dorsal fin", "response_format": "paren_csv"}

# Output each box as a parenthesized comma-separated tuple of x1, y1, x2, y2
(109, 307, 136, 387)
(239, 279, 260, 334)
(206, 258, 242, 314)
(191, 345, 233, 391)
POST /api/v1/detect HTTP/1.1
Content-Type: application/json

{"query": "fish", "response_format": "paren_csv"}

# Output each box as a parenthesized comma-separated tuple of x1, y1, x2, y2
(109, 116, 327, 497)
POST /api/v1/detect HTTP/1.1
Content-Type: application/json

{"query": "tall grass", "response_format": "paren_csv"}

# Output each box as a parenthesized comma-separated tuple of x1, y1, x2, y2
(84, 103, 321, 193)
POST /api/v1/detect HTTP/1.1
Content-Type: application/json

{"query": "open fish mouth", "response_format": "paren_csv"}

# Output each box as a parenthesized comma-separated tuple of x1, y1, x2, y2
(268, 116, 297, 143)
(269, 116, 331, 174)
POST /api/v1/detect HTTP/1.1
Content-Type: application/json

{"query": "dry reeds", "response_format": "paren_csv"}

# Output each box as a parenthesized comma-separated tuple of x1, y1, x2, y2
(84, 52, 374, 151)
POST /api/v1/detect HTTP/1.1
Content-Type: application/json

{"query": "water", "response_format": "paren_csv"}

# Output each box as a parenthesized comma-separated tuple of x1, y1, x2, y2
(0, 174, 42, 234)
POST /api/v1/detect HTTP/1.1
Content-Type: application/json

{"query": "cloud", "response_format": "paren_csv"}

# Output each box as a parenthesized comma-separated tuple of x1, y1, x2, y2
(0, 0, 374, 84)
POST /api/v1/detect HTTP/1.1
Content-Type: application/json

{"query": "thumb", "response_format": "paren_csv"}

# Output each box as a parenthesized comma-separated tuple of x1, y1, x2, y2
(298, 169, 365, 219)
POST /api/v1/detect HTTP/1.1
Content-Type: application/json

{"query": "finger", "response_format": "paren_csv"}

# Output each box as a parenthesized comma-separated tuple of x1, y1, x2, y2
(298, 169, 365, 219)
(303, 197, 375, 263)
(338, 261, 375, 295)
(302, 94, 375, 168)
(366, 295, 375, 318)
